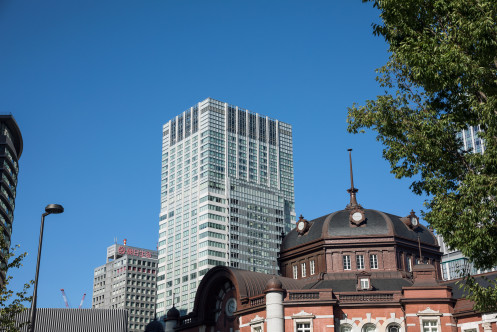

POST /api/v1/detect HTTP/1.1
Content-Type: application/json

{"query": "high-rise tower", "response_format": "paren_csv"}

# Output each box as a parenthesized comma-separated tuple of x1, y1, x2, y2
(156, 98, 295, 316)
(0, 115, 22, 285)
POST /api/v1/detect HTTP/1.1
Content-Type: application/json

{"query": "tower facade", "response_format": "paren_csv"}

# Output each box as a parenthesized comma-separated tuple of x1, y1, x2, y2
(0, 115, 22, 285)
(92, 243, 158, 332)
(156, 98, 295, 316)
(456, 125, 485, 153)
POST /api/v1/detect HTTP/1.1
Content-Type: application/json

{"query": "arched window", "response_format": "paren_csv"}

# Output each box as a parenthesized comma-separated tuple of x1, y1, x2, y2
(340, 324, 352, 332)
(387, 324, 401, 332)
(362, 323, 376, 332)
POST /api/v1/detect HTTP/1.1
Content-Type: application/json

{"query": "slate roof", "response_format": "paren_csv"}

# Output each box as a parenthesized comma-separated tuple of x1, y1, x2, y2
(442, 272, 497, 299)
(302, 277, 412, 292)
(282, 209, 438, 251)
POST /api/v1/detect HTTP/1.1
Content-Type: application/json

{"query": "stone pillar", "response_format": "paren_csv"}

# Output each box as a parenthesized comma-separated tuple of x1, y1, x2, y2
(265, 276, 285, 332)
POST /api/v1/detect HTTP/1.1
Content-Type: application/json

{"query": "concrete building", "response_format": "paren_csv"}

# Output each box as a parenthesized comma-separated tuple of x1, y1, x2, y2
(157, 98, 295, 316)
(437, 234, 497, 280)
(92, 242, 158, 332)
(0, 115, 23, 285)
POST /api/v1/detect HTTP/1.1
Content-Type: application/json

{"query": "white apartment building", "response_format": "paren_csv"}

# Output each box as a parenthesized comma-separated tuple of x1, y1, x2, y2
(156, 98, 295, 316)
(92, 243, 158, 332)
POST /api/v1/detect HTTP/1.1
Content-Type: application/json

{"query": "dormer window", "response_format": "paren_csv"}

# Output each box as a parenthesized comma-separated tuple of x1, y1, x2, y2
(359, 278, 370, 290)
(356, 271, 372, 291)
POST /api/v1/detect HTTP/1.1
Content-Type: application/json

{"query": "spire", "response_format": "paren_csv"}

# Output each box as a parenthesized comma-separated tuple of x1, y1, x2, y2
(346, 149, 362, 210)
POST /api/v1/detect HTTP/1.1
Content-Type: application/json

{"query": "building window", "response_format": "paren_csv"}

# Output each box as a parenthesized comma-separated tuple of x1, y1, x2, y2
(252, 324, 263, 332)
(357, 255, 364, 269)
(310, 260, 315, 275)
(359, 278, 369, 290)
(387, 324, 401, 332)
(422, 320, 438, 332)
(296, 322, 312, 332)
(340, 324, 352, 332)
(370, 254, 378, 269)
(362, 323, 376, 332)
(301, 263, 306, 277)
(293, 265, 298, 279)
(343, 255, 351, 270)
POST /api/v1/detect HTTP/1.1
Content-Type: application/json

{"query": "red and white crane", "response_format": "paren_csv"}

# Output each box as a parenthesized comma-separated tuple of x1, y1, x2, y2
(60, 289, 86, 308)
(60, 289, 69, 308)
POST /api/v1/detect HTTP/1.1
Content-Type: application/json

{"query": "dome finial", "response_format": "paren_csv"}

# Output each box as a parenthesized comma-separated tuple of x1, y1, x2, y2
(346, 149, 362, 210)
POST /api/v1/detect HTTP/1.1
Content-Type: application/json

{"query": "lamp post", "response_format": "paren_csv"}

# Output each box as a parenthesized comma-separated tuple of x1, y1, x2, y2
(29, 204, 64, 332)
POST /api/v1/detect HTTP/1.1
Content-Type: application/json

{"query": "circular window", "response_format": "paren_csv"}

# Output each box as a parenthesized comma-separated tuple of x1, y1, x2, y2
(340, 324, 352, 332)
(388, 324, 401, 332)
(362, 323, 376, 332)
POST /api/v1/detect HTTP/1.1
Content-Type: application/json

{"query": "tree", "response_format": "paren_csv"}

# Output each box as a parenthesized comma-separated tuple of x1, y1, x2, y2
(347, 0, 497, 311)
(0, 237, 32, 332)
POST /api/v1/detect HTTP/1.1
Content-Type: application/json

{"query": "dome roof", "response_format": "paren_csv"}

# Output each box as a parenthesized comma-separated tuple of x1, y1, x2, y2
(281, 209, 438, 251)
(166, 306, 180, 319)
(265, 276, 283, 292)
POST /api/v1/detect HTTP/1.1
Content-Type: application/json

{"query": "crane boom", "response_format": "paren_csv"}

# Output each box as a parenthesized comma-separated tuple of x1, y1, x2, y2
(60, 289, 69, 308)
(78, 293, 86, 309)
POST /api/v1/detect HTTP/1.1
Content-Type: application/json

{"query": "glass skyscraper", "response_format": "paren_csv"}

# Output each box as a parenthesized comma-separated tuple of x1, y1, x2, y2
(156, 98, 295, 316)
(456, 125, 485, 154)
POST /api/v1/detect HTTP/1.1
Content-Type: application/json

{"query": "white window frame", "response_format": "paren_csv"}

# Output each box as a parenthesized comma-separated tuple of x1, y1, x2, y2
(310, 260, 315, 275)
(362, 323, 377, 332)
(249, 315, 265, 332)
(357, 254, 364, 270)
(301, 263, 306, 277)
(296, 321, 312, 332)
(387, 323, 401, 332)
(360, 278, 369, 290)
(417, 308, 442, 332)
(293, 265, 298, 279)
(343, 255, 351, 270)
(292, 311, 315, 332)
(370, 254, 378, 269)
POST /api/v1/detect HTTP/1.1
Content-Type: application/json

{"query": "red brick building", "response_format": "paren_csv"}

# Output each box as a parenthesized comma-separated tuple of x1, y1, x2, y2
(161, 186, 497, 332)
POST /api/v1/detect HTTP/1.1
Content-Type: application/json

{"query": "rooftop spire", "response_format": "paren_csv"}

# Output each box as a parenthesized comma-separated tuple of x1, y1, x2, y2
(346, 149, 362, 210)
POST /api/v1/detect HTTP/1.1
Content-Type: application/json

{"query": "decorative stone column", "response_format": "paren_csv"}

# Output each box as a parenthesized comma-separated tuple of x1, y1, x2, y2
(164, 306, 180, 332)
(265, 276, 285, 332)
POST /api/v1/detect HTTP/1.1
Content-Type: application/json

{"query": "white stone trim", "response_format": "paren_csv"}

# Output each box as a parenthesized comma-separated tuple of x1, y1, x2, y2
(291, 311, 315, 331)
(316, 315, 334, 319)
(457, 321, 482, 327)
(416, 307, 442, 317)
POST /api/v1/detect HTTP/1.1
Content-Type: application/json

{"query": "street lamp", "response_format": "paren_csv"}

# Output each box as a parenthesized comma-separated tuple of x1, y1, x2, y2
(29, 204, 64, 332)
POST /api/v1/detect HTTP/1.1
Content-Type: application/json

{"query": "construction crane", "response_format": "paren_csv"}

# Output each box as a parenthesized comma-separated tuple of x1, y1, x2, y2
(79, 293, 86, 309)
(60, 289, 86, 308)
(60, 289, 69, 308)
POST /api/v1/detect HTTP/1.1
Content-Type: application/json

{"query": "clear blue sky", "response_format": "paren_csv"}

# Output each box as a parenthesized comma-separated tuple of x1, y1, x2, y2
(0, 1, 427, 308)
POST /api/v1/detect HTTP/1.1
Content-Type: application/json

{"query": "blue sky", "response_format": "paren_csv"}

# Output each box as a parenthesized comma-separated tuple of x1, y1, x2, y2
(0, 1, 427, 308)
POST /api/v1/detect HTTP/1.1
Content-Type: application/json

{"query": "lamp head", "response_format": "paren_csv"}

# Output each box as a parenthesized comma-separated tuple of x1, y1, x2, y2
(45, 204, 64, 214)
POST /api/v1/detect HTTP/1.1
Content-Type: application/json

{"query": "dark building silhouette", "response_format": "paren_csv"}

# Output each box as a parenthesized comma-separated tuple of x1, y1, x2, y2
(0, 115, 23, 284)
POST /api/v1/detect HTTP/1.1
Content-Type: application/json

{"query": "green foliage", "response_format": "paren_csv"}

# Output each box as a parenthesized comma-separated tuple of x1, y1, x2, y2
(348, 0, 497, 312)
(0, 237, 33, 332)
